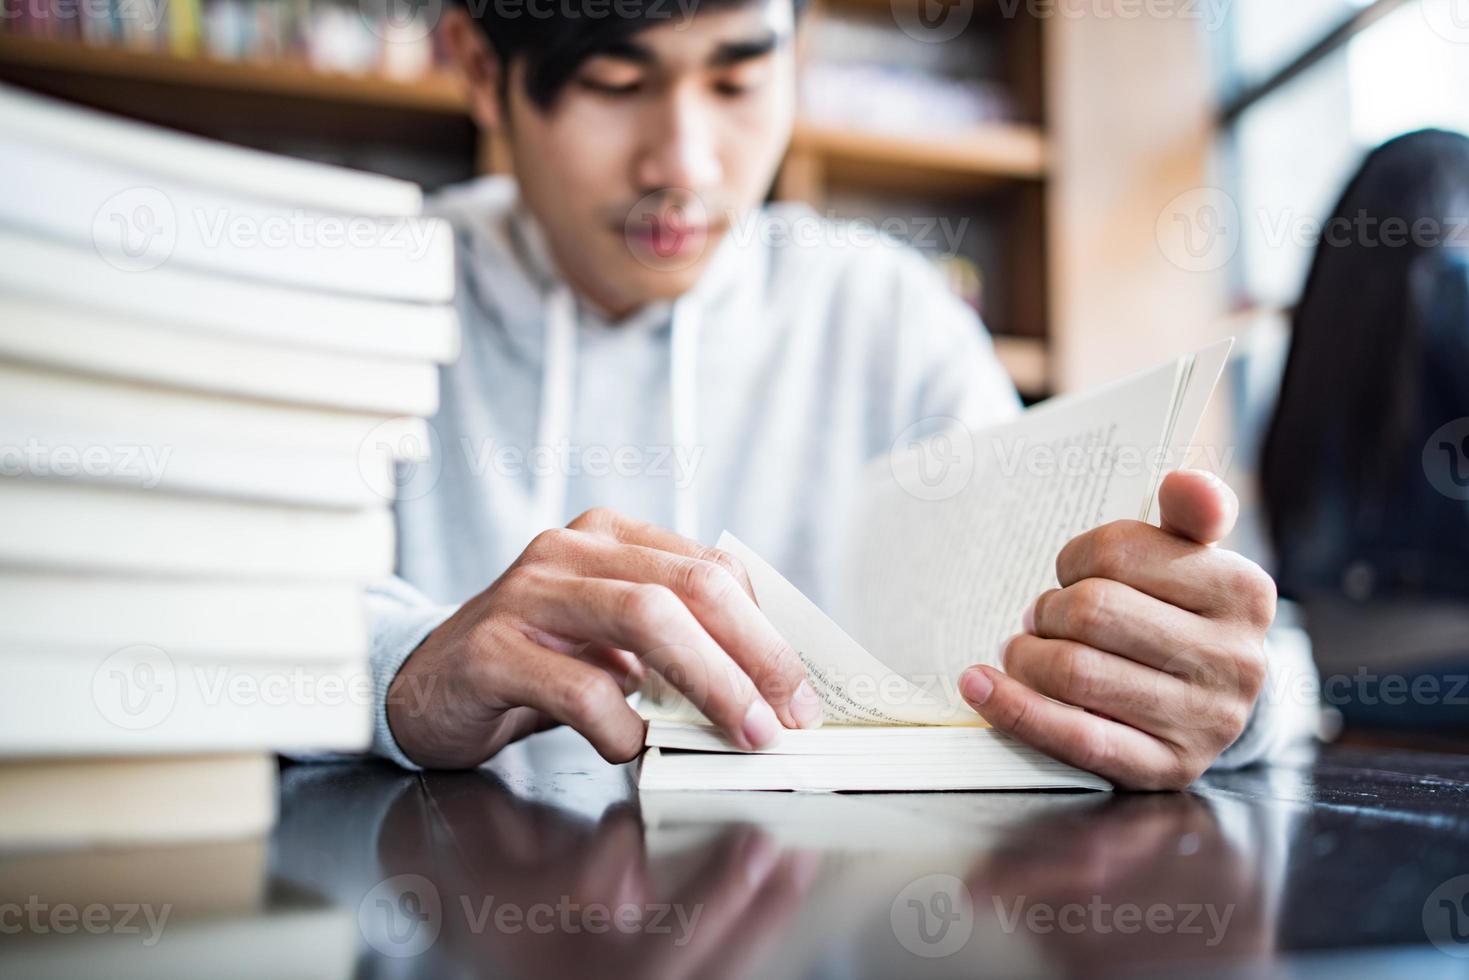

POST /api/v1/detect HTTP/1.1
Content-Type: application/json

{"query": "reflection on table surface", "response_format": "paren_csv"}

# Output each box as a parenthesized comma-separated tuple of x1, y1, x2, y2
(5, 729, 1469, 979)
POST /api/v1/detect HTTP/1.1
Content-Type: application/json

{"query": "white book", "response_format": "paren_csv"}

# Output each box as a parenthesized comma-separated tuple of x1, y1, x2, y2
(0, 230, 460, 362)
(0, 360, 429, 507)
(0, 480, 395, 581)
(0, 133, 454, 303)
(0, 835, 268, 910)
(640, 740, 1111, 792)
(639, 341, 1234, 793)
(0, 645, 372, 756)
(640, 783, 1107, 854)
(0, 80, 423, 216)
(0, 904, 356, 980)
(0, 572, 366, 661)
(0, 295, 440, 416)
(0, 754, 277, 848)
(0, 821, 355, 979)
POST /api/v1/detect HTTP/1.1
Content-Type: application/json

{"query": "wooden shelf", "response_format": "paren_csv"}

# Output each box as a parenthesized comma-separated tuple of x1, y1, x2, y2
(0, 33, 1053, 395)
(790, 121, 1047, 191)
(0, 35, 468, 113)
(0, 37, 1047, 184)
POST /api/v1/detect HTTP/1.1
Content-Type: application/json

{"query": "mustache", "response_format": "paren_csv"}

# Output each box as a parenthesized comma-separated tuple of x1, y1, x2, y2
(612, 193, 731, 230)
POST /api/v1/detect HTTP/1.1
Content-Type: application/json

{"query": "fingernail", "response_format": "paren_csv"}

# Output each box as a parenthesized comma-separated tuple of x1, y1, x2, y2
(741, 833, 779, 885)
(790, 679, 824, 730)
(741, 698, 780, 749)
(960, 667, 994, 707)
(1022, 600, 1037, 634)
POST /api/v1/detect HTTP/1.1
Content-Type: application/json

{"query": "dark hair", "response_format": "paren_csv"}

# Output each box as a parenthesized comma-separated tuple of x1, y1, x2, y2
(1260, 128, 1469, 600)
(466, 0, 808, 109)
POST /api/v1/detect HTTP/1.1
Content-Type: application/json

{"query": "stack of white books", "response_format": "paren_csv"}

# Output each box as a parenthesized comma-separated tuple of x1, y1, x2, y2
(0, 83, 459, 848)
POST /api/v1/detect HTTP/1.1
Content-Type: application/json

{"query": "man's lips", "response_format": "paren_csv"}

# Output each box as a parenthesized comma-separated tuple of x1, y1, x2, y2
(623, 215, 719, 260)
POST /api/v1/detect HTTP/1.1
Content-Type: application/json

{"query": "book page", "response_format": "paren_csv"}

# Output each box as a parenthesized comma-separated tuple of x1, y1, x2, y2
(840, 358, 1188, 697)
(715, 534, 980, 725)
(641, 344, 1232, 734)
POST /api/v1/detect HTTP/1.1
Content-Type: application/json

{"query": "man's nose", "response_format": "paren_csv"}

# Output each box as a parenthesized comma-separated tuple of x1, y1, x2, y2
(634, 89, 723, 193)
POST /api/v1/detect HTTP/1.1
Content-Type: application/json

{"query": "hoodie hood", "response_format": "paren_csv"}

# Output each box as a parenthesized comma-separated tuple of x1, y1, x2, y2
(400, 173, 1020, 613)
(427, 176, 740, 540)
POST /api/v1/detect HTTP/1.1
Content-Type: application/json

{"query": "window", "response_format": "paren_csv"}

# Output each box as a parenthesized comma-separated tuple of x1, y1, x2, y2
(1223, 0, 1469, 308)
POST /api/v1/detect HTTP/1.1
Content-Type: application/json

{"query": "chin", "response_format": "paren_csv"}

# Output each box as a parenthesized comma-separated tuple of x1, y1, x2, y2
(615, 259, 712, 307)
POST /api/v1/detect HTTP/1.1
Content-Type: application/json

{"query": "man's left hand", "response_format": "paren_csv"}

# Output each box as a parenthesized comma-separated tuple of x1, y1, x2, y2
(959, 470, 1276, 790)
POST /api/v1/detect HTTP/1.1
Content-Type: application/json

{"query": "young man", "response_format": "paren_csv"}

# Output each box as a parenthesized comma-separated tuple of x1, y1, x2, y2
(370, 0, 1315, 787)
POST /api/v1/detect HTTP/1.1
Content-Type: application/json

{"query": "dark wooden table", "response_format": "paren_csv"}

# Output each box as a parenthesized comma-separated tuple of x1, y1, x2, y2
(251, 731, 1469, 979)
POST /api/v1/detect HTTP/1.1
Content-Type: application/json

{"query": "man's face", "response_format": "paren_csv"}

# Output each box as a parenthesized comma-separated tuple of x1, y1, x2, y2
(499, 2, 797, 317)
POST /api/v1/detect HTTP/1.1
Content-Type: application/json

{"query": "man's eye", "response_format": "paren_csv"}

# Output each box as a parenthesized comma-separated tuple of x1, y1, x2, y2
(713, 80, 751, 98)
(575, 75, 640, 95)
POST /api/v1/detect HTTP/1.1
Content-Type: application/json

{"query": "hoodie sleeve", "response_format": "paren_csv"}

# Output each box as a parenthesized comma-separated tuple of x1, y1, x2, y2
(281, 575, 454, 770)
(886, 245, 1023, 434)
(885, 245, 1316, 771)
(360, 576, 460, 770)
(1211, 620, 1321, 769)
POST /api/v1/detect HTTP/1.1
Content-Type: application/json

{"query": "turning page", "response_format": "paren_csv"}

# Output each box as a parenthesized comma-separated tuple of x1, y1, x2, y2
(641, 341, 1231, 732)
(841, 340, 1233, 699)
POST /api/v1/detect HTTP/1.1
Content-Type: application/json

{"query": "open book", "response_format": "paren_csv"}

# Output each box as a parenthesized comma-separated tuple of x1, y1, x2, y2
(640, 340, 1234, 792)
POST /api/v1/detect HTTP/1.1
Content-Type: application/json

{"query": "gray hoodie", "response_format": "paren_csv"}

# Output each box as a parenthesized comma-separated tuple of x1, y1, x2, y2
(361, 176, 1315, 770)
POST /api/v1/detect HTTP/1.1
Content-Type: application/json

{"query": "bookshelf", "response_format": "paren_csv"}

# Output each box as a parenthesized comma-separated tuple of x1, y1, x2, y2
(0, 35, 467, 111)
(0, 12, 1055, 395)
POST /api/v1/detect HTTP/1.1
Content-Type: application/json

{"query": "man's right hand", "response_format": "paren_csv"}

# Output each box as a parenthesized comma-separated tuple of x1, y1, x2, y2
(386, 508, 823, 768)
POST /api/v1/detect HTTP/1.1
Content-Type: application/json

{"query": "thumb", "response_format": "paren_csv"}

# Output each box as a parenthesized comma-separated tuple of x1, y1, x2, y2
(1158, 469, 1238, 545)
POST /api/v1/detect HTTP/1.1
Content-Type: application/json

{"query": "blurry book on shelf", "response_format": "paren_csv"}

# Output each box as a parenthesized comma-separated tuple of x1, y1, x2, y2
(0, 0, 449, 82)
(800, 11, 1019, 138)
(0, 82, 459, 847)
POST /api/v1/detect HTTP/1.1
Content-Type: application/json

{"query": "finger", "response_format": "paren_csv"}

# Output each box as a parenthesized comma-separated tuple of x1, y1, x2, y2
(571, 807, 652, 911)
(558, 537, 820, 729)
(959, 665, 1194, 790)
(999, 633, 1195, 737)
(566, 508, 758, 599)
(485, 631, 647, 763)
(571, 643, 646, 694)
(522, 573, 782, 749)
(1158, 470, 1238, 545)
(1053, 521, 1273, 621)
(649, 829, 782, 978)
(694, 851, 820, 980)
(1028, 578, 1214, 672)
